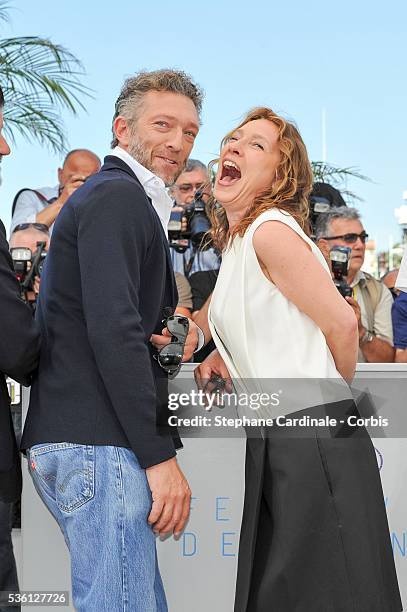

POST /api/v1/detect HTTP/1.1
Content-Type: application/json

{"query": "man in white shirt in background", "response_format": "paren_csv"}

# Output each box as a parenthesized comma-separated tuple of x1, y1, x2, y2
(10, 148, 101, 234)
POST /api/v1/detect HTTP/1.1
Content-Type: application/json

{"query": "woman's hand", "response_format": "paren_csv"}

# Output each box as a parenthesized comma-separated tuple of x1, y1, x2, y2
(194, 349, 232, 393)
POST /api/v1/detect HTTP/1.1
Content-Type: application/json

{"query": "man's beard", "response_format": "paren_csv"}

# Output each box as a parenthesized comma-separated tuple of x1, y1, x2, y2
(127, 137, 153, 174)
(127, 134, 183, 187)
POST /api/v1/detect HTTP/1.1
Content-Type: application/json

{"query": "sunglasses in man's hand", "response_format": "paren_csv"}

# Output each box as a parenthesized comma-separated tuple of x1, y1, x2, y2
(154, 315, 190, 378)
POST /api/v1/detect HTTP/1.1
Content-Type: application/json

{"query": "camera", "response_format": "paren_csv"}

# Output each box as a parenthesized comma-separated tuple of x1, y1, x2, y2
(168, 191, 212, 253)
(309, 195, 331, 233)
(330, 246, 353, 298)
(309, 182, 347, 237)
(10, 240, 47, 303)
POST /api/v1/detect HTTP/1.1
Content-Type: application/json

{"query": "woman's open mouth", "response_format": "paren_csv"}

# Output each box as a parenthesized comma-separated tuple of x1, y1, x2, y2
(218, 159, 241, 186)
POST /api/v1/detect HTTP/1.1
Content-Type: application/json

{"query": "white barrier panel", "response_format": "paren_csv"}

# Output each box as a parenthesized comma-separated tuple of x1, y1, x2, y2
(20, 364, 407, 611)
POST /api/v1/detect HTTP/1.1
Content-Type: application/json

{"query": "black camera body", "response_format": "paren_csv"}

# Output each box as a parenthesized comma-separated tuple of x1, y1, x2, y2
(10, 241, 47, 303)
(309, 195, 331, 233)
(309, 182, 347, 237)
(168, 192, 212, 253)
(330, 245, 353, 298)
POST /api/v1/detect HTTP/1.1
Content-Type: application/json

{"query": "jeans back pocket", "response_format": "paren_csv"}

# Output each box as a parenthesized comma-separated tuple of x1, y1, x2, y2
(28, 443, 95, 513)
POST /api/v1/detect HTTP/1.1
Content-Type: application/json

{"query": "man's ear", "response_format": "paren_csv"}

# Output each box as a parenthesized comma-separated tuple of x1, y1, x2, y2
(316, 237, 328, 252)
(57, 167, 63, 185)
(113, 116, 131, 148)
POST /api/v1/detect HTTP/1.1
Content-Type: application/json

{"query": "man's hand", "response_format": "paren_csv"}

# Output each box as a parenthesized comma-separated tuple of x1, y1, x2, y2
(146, 457, 191, 538)
(36, 174, 88, 228)
(58, 174, 87, 206)
(33, 276, 41, 296)
(194, 348, 232, 393)
(150, 318, 200, 362)
(345, 296, 364, 337)
(172, 205, 188, 234)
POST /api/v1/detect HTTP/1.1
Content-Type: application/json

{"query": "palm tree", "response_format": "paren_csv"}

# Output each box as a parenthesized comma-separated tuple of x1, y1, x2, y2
(0, 2, 91, 152)
(311, 161, 371, 204)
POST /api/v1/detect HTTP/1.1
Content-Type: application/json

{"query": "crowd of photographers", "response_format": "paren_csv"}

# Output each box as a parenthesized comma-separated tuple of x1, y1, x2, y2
(3, 145, 407, 611)
(7, 150, 407, 365)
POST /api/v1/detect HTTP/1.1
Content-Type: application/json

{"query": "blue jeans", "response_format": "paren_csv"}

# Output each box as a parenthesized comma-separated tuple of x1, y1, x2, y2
(27, 443, 168, 612)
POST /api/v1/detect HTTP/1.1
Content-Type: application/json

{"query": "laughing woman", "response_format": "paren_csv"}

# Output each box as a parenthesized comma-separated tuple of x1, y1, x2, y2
(195, 108, 402, 612)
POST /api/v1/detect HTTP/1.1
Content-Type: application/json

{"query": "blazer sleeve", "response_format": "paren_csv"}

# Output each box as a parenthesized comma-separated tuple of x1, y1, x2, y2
(76, 180, 176, 469)
(0, 221, 40, 384)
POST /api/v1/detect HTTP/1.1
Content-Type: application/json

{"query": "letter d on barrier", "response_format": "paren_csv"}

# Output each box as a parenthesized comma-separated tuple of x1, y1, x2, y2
(182, 532, 197, 556)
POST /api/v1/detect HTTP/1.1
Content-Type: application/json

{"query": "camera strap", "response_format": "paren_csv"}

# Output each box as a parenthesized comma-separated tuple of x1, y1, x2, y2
(184, 244, 198, 278)
(11, 188, 57, 217)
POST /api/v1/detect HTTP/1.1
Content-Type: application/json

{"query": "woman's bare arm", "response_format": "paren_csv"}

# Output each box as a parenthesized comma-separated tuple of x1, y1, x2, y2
(253, 221, 358, 382)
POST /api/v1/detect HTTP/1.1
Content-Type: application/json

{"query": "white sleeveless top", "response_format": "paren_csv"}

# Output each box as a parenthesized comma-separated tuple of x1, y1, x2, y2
(209, 208, 351, 418)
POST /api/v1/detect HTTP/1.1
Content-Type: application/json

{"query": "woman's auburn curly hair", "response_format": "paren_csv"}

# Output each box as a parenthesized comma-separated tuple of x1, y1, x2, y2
(206, 107, 314, 251)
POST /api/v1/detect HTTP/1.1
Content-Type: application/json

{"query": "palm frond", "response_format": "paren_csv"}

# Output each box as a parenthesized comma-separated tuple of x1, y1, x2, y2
(0, 37, 92, 114)
(2, 88, 67, 152)
(340, 189, 364, 204)
(311, 162, 371, 185)
(311, 161, 371, 205)
(0, 1, 11, 24)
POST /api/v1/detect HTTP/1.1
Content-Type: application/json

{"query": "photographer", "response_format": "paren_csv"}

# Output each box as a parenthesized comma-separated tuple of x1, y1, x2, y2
(169, 159, 220, 276)
(316, 207, 394, 362)
(9, 223, 49, 307)
(10, 149, 101, 234)
(170, 158, 211, 210)
(169, 160, 220, 360)
(0, 86, 40, 612)
(308, 182, 347, 237)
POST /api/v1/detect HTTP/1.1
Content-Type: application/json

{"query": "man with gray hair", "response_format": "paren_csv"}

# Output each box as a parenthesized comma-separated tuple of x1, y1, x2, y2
(170, 158, 209, 208)
(169, 158, 220, 360)
(169, 158, 219, 277)
(22, 69, 204, 611)
(316, 207, 394, 362)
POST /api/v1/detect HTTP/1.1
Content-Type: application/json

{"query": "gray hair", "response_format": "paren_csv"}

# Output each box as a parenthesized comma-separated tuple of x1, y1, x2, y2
(183, 158, 207, 174)
(314, 206, 362, 240)
(111, 69, 204, 148)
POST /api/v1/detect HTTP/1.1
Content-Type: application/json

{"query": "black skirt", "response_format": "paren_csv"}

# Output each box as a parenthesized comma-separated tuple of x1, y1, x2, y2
(235, 400, 403, 612)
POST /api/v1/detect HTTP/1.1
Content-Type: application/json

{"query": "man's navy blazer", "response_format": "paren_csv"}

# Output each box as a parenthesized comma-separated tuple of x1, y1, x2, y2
(21, 156, 181, 468)
(0, 221, 39, 502)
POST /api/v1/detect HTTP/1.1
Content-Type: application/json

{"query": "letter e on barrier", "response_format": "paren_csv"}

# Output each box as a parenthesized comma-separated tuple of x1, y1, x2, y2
(221, 532, 236, 557)
(216, 497, 230, 521)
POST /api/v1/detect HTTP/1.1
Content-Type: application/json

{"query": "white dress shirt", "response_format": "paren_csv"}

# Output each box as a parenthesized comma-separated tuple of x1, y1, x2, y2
(110, 146, 173, 233)
(109, 146, 205, 351)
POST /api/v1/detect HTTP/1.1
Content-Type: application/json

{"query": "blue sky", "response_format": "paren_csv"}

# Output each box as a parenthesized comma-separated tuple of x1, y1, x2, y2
(0, 0, 406, 249)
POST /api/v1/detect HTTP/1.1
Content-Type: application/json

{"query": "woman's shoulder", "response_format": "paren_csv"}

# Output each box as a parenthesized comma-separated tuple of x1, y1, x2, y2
(247, 207, 304, 236)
